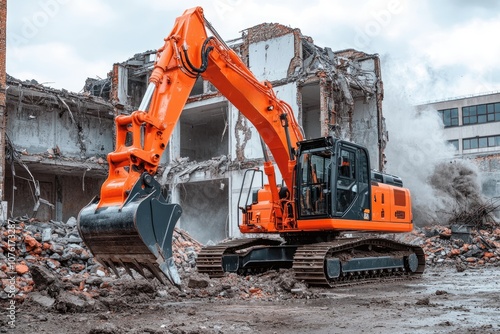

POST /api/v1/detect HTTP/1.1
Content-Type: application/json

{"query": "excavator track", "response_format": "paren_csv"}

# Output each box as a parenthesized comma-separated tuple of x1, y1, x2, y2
(293, 237, 425, 287)
(197, 238, 283, 277)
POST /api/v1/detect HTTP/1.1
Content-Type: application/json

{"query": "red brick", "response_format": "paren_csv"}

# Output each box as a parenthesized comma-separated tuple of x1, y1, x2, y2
(15, 264, 29, 275)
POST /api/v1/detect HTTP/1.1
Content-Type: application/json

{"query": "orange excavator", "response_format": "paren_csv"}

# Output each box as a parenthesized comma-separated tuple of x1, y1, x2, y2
(78, 7, 424, 287)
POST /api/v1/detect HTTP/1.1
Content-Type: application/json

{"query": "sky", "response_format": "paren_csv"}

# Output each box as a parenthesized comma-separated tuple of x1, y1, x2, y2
(6, 0, 500, 104)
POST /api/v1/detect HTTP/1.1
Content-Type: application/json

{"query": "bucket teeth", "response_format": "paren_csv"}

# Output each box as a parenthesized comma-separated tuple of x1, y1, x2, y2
(98, 258, 160, 284)
(117, 258, 135, 279)
(102, 258, 120, 278)
(144, 261, 167, 284)
(132, 259, 146, 277)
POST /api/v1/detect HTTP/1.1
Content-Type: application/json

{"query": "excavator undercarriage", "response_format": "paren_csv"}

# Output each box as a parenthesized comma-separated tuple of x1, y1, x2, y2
(197, 237, 425, 287)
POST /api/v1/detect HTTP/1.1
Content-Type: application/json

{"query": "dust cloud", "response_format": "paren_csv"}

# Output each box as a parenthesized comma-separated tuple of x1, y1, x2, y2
(382, 66, 486, 226)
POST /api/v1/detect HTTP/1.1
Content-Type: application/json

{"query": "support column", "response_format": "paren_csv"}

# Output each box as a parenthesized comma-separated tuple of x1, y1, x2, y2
(373, 56, 385, 171)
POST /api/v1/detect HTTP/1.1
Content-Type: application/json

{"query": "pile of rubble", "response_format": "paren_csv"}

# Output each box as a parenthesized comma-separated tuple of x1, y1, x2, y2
(0, 217, 201, 304)
(397, 224, 500, 269)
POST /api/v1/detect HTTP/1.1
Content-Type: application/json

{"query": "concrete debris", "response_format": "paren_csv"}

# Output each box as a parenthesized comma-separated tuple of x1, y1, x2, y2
(6, 74, 114, 113)
(6, 130, 107, 176)
(29, 291, 56, 308)
(158, 155, 262, 185)
(397, 225, 500, 268)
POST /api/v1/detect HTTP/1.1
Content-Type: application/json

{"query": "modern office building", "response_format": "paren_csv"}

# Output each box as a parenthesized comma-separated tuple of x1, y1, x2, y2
(417, 92, 500, 199)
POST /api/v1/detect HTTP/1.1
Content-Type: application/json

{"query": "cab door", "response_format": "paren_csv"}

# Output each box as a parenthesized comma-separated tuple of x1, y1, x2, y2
(334, 142, 371, 220)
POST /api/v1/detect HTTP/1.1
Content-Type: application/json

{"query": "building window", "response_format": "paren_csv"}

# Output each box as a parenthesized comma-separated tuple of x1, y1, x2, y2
(463, 102, 500, 125)
(438, 108, 458, 127)
(448, 139, 459, 151)
(463, 135, 500, 150)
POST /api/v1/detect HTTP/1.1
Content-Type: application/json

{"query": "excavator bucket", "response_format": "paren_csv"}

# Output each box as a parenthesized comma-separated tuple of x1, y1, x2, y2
(78, 173, 182, 286)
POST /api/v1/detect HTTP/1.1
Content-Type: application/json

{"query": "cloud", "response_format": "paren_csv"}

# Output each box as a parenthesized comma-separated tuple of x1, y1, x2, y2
(7, 42, 110, 92)
(412, 15, 500, 73)
(5, 0, 500, 96)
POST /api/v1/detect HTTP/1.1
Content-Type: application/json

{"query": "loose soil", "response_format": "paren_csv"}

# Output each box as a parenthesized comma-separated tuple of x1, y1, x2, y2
(7, 266, 500, 334)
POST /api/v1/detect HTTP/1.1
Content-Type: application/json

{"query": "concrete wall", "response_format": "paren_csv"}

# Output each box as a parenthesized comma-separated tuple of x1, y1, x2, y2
(177, 179, 229, 244)
(7, 104, 113, 158)
(249, 33, 295, 82)
(352, 97, 380, 170)
(180, 112, 228, 161)
(231, 102, 261, 160)
(229, 82, 300, 161)
(4, 86, 113, 222)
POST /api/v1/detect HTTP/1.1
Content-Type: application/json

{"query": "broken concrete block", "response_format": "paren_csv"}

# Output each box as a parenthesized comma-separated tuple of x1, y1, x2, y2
(29, 292, 55, 309)
(63, 235, 83, 243)
(66, 216, 77, 228)
(187, 276, 210, 289)
(49, 253, 62, 261)
(42, 228, 52, 242)
(49, 242, 65, 254)
(54, 291, 90, 313)
(85, 276, 103, 286)
(30, 264, 56, 290)
(60, 251, 73, 261)
(80, 249, 91, 261)
(46, 259, 61, 269)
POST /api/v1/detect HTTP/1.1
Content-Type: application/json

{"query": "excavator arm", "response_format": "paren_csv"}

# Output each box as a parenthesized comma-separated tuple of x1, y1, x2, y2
(78, 7, 303, 285)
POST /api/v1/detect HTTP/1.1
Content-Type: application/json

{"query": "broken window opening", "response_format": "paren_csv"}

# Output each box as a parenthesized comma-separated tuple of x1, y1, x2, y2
(180, 105, 229, 161)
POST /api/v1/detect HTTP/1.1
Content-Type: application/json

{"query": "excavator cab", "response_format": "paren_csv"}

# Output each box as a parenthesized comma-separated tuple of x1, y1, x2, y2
(297, 137, 371, 221)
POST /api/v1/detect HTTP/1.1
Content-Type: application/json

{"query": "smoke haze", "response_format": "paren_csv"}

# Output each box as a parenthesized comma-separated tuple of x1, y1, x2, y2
(382, 61, 487, 226)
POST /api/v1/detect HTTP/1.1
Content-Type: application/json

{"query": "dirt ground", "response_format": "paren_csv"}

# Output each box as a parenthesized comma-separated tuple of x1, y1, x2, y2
(7, 266, 500, 334)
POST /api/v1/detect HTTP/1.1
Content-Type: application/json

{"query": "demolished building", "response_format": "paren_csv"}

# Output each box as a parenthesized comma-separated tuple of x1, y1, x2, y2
(2, 23, 387, 244)
(3, 75, 114, 221)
